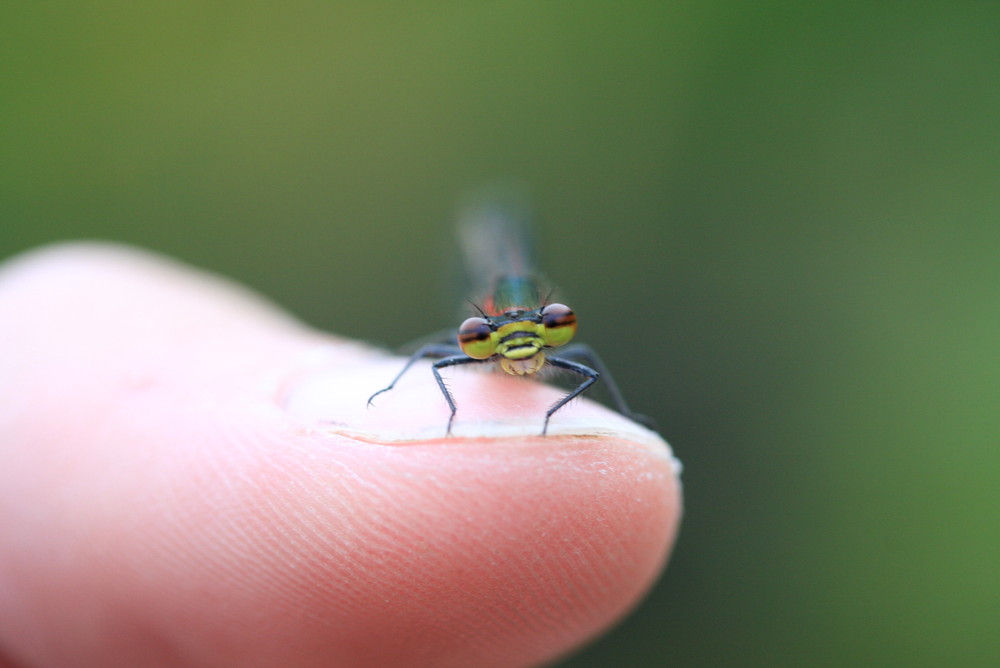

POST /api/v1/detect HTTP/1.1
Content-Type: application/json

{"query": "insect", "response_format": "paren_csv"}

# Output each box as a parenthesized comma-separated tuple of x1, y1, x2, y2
(367, 189, 652, 436)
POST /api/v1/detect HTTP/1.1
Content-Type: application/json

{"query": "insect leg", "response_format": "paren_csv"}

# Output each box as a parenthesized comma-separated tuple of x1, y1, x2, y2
(431, 355, 488, 436)
(367, 343, 462, 406)
(542, 356, 599, 436)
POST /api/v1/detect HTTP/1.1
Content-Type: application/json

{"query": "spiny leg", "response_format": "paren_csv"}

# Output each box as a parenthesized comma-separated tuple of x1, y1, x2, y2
(367, 343, 462, 406)
(556, 343, 657, 430)
(431, 355, 488, 436)
(542, 356, 599, 436)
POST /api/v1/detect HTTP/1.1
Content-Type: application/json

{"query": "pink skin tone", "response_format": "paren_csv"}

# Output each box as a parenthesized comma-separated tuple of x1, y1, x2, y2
(0, 244, 682, 668)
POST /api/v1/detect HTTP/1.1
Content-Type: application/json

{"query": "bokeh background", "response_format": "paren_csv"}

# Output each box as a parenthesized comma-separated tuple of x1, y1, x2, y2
(3, 3, 998, 666)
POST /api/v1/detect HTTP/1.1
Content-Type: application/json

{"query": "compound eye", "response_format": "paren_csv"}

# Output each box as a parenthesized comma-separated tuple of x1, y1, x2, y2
(540, 303, 577, 347)
(457, 316, 496, 359)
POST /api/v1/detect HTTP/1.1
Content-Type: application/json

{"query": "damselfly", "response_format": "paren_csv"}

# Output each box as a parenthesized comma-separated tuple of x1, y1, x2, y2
(368, 189, 651, 436)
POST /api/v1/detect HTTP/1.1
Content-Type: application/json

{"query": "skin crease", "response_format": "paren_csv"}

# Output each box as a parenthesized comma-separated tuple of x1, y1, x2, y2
(0, 244, 682, 668)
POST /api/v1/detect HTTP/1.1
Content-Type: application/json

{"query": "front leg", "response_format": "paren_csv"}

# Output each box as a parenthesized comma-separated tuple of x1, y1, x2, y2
(367, 343, 462, 406)
(431, 355, 488, 436)
(541, 356, 599, 436)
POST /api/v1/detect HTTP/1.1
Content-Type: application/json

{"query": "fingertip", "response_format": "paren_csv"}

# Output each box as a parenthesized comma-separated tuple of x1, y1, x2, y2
(216, 430, 682, 667)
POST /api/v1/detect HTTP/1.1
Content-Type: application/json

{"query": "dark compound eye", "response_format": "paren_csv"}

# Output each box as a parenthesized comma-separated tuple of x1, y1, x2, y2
(540, 303, 577, 347)
(457, 316, 497, 359)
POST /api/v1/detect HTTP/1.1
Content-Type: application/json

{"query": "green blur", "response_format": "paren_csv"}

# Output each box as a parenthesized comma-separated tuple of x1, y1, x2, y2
(3, 3, 997, 666)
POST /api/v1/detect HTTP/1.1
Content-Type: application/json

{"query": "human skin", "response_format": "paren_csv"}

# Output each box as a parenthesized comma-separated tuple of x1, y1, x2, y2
(0, 243, 682, 668)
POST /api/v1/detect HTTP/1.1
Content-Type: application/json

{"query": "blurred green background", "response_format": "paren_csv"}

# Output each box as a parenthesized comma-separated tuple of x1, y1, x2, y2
(3, 2, 998, 666)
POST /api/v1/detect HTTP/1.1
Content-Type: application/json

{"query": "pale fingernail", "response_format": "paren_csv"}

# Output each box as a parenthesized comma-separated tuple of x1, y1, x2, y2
(280, 344, 672, 452)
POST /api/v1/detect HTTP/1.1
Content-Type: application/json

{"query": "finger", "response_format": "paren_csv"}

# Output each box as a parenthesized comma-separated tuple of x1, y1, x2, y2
(0, 243, 682, 668)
